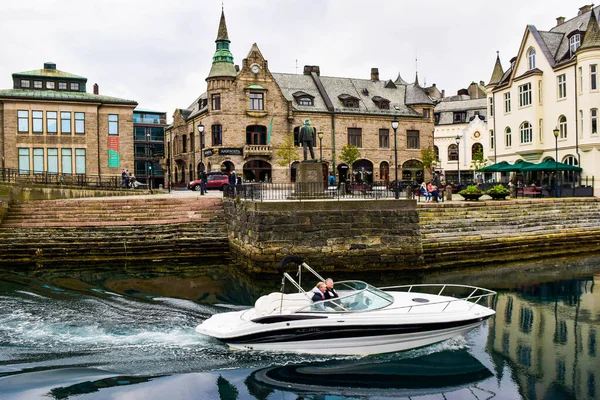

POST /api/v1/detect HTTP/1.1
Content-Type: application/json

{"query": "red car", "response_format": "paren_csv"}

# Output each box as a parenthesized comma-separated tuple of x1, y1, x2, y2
(187, 175, 230, 191)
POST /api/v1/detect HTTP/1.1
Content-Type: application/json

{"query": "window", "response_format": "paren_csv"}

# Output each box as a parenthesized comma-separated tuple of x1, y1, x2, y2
(528, 48, 536, 70)
(519, 307, 534, 334)
(580, 110, 584, 138)
(490, 130, 495, 149)
(249, 92, 264, 110)
(58, 82, 67, 90)
(570, 34, 580, 56)
(592, 109, 598, 135)
(18, 148, 30, 174)
(33, 148, 44, 174)
(539, 119, 544, 143)
(21, 80, 30, 88)
(504, 92, 511, 113)
(423, 109, 430, 118)
(591, 65, 598, 91)
(579, 67, 583, 93)
(47, 111, 57, 134)
(538, 80, 543, 105)
(472, 143, 483, 159)
(298, 97, 313, 106)
(347, 128, 362, 147)
(212, 124, 222, 146)
(211, 94, 221, 110)
(75, 112, 85, 134)
(448, 144, 458, 161)
(489, 97, 494, 116)
(379, 128, 389, 148)
(32, 111, 43, 133)
(60, 112, 71, 134)
(47, 148, 58, 174)
(46, 81, 55, 90)
(434, 113, 440, 124)
(18, 110, 29, 133)
(519, 83, 532, 107)
(70, 82, 79, 91)
(377, 101, 390, 110)
(558, 115, 567, 139)
(407, 130, 420, 149)
(34, 81, 43, 89)
(557, 74, 567, 99)
(61, 149, 72, 174)
(520, 121, 533, 143)
(453, 112, 466, 123)
(182, 134, 187, 153)
(75, 149, 86, 174)
(505, 127, 512, 147)
(108, 114, 118, 135)
(246, 125, 267, 145)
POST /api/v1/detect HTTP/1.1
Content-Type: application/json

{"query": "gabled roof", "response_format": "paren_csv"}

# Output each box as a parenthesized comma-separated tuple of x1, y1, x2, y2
(578, 9, 600, 52)
(405, 82, 434, 106)
(12, 68, 86, 81)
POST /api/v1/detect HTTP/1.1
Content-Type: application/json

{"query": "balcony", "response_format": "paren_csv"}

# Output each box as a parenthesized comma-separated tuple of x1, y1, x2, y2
(133, 117, 167, 124)
(244, 144, 272, 158)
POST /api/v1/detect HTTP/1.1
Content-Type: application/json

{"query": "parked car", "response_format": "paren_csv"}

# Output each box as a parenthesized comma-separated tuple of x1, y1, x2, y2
(187, 175, 230, 191)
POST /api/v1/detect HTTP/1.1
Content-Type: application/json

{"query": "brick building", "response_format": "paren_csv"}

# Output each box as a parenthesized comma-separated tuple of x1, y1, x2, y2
(0, 62, 137, 178)
(166, 11, 435, 186)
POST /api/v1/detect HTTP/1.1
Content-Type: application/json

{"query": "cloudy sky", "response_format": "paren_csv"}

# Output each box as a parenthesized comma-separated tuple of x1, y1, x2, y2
(0, 0, 583, 119)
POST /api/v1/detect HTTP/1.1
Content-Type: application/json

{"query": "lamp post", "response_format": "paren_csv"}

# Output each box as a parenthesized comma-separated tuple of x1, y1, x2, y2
(146, 132, 154, 190)
(197, 124, 205, 176)
(391, 116, 399, 199)
(318, 131, 324, 162)
(553, 126, 559, 197)
(455, 135, 461, 187)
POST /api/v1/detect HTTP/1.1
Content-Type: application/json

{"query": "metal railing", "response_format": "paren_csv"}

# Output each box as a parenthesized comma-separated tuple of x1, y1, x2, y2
(224, 181, 415, 201)
(0, 168, 121, 189)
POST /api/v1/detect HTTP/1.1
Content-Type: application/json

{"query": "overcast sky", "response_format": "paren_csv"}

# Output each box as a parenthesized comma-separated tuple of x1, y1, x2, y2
(0, 0, 585, 120)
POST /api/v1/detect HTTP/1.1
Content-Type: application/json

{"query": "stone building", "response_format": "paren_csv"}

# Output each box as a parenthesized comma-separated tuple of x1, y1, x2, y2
(133, 109, 167, 188)
(0, 62, 137, 178)
(166, 11, 435, 186)
(486, 5, 600, 194)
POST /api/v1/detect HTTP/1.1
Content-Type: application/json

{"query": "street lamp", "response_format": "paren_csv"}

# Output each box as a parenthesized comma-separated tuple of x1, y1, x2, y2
(455, 135, 461, 187)
(391, 116, 399, 199)
(197, 124, 205, 176)
(553, 126, 559, 197)
(146, 132, 154, 190)
(318, 131, 324, 162)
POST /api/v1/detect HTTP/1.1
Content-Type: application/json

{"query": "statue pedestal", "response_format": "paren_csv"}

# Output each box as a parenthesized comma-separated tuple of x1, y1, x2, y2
(289, 161, 329, 199)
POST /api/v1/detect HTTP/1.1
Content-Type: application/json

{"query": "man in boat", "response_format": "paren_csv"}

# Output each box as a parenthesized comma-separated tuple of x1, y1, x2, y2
(324, 278, 339, 299)
(311, 282, 327, 302)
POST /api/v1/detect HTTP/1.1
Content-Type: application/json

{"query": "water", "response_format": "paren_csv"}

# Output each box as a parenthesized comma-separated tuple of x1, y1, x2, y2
(0, 256, 599, 400)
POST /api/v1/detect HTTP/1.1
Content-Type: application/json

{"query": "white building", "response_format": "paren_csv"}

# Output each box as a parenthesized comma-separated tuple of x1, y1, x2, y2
(486, 5, 600, 194)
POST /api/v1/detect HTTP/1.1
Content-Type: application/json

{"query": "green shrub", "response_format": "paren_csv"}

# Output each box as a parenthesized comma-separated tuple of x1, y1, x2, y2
(486, 185, 509, 195)
(458, 185, 483, 195)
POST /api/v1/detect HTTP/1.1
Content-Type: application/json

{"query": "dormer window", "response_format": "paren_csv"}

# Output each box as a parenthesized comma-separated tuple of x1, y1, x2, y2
(569, 34, 581, 56)
(292, 91, 314, 106)
(528, 48, 536, 70)
(372, 96, 390, 110)
(338, 94, 359, 108)
(70, 82, 79, 91)
(21, 80, 30, 88)
(34, 81, 43, 89)
(453, 111, 467, 123)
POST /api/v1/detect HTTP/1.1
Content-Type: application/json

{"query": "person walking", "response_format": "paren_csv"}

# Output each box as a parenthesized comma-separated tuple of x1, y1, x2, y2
(200, 172, 207, 195)
(229, 170, 236, 186)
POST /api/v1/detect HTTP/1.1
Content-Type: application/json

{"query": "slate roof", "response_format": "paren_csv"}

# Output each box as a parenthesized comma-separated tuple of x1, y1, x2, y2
(406, 82, 434, 105)
(272, 73, 328, 113)
(579, 9, 600, 51)
(185, 92, 208, 120)
(0, 88, 137, 105)
(434, 98, 487, 125)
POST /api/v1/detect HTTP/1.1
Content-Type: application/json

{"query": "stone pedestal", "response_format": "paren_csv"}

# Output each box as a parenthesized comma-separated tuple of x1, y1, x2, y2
(290, 161, 327, 199)
(445, 185, 453, 201)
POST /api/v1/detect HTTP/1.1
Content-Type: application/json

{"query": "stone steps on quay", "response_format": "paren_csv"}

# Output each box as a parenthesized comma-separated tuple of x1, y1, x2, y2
(420, 216, 600, 233)
(0, 213, 224, 225)
(418, 204, 600, 219)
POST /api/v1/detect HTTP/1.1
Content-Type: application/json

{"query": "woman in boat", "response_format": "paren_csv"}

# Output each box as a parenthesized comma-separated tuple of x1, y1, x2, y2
(311, 282, 327, 302)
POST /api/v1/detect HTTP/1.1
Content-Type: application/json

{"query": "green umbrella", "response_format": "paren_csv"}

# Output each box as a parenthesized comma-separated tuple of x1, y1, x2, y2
(496, 161, 535, 172)
(477, 161, 510, 172)
(521, 159, 582, 172)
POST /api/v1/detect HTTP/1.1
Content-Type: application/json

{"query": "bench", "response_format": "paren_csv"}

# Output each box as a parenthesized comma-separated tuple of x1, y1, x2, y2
(520, 186, 542, 198)
(415, 188, 444, 202)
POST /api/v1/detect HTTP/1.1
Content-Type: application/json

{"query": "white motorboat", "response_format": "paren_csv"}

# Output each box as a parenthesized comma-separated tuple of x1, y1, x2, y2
(196, 256, 496, 355)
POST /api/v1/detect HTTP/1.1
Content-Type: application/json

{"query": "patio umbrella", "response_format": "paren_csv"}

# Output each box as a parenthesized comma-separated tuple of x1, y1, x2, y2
(521, 160, 582, 172)
(477, 161, 510, 172)
(496, 161, 535, 172)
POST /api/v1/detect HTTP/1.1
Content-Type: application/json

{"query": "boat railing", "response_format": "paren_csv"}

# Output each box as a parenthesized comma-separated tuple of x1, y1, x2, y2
(378, 284, 497, 313)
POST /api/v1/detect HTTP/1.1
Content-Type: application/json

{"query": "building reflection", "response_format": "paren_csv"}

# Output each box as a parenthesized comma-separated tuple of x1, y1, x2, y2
(488, 274, 599, 399)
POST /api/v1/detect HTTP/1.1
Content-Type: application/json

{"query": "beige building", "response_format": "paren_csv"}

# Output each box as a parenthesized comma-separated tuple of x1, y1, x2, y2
(486, 5, 600, 194)
(0, 62, 137, 179)
(166, 11, 435, 186)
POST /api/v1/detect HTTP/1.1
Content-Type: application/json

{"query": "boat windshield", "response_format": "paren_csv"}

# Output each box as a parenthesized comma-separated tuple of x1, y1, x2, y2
(297, 280, 393, 313)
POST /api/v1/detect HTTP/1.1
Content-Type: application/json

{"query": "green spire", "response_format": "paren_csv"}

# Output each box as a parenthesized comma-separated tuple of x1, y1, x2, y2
(208, 9, 236, 79)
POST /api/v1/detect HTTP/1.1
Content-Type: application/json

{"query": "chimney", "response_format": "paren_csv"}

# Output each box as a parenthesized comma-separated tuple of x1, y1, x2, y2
(579, 5, 592, 15)
(556, 16, 565, 26)
(93, 83, 99, 95)
(235, 65, 240, 73)
(43, 62, 56, 71)
(303, 65, 320, 76)
(442, 89, 445, 97)
(480, 80, 485, 86)
(371, 67, 379, 81)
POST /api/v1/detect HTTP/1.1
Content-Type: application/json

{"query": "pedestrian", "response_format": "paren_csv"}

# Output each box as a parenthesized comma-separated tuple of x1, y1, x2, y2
(121, 169, 128, 188)
(201, 172, 207, 195)
(229, 170, 236, 186)
(328, 172, 336, 187)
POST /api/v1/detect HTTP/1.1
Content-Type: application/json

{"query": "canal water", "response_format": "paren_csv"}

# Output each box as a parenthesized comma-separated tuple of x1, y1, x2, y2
(0, 255, 598, 400)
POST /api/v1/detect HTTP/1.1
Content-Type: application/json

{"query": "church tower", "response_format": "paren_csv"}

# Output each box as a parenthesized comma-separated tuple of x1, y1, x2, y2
(206, 9, 237, 90)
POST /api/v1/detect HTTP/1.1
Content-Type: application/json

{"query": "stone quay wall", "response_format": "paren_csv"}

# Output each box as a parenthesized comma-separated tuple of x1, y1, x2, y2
(223, 199, 423, 273)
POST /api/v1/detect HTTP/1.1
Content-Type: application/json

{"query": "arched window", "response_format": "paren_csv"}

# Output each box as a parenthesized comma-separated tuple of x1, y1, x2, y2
(448, 144, 458, 161)
(505, 127, 512, 147)
(379, 161, 389, 183)
(433, 145, 440, 162)
(520, 122, 532, 143)
(563, 155, 579, 184)
(558, 115, 567, 139)
(528, 48, 536, 70)
(472, 143, 483, 159)
(563, 155, 578, 166)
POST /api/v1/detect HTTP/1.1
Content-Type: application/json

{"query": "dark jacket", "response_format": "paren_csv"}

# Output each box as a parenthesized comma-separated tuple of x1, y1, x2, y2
(311, 290, 325, 302)
(324, 288, 338, 300)
(228, 173, 236, 185)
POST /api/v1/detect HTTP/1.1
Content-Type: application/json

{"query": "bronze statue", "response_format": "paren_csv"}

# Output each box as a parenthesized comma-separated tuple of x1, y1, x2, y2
(298, 118, 316, 161)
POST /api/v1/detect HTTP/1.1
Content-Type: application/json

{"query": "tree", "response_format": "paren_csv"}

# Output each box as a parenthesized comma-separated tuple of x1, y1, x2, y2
(470, 147, 488, 171)
(339, 144, 361, 167)
(276, 133, 300, 182)
(421, 146, 439, 173)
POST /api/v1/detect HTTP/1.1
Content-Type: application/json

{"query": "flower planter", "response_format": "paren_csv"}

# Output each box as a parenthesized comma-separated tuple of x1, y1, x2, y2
(488, 193, 508, 200)
(460, 193, 483, 201)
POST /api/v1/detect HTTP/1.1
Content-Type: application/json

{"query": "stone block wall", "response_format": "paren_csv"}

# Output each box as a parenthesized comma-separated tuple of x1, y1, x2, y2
(223, 199, 424, 273)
